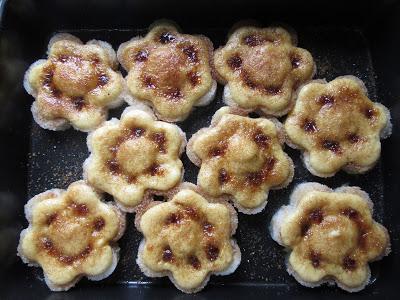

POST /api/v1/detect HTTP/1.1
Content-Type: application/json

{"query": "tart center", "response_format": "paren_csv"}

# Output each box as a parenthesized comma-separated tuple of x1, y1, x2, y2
(116, 138, 157, 174)
(243, 46, 291, 86)
(53, 56, 98, 96)
(306, 215, 358, 261)
(228, 134, 258, 161)
(143, 47, 186, 91)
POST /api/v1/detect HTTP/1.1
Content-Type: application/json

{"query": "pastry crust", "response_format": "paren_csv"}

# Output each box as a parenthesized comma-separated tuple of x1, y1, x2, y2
(187, 106, 294, 214)
(135, 182, 241, 293)
(214, 26, 316, 116)
(24, 33, 126, 132)
(284, 76, 392, 177)
(17, 180, 126, 291)
(270, 182, 391, 292)
(83, 105, 186, 212)
(117, 20, 216, 122)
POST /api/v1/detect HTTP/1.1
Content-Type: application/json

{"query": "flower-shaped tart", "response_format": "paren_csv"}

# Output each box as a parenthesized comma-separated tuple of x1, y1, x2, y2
(187, 107, 294, 214)
(17, 180, 126, 291)
(284, 76, 392, 177)
(117, 21, 216, 122)
(135, 182, 241, 293)
(214, 25, 315, 116)
(270, 182, 390, 292)
(24, 33, 125, 132)
(83, 106, 186, 212)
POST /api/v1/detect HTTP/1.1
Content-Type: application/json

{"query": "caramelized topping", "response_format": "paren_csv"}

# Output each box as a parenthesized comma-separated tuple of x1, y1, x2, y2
(347, 133, 360, 144)
(46, 213, 58, 226)
(318, 95, 335, 106)
(209, 143, 227, 157)
(243, 34, 264, 47)
(135, 50, 149, 62)
(159, 32, 176, 44)
(218, 168, 230, 184)
(165, 87, 183, 100)
(73, 97, 85, 111)
(202, 222, 214, 236)
(188, 255, 201, 269)
(227, 55, 242, 70)
(151, 132, 166, 153)
(188, 71, 200, 86)
(322, 140, 341, 154)
(365, 107, 375, 119)
(162, 246, 174, 262)
(309, 208, 324, 223)
(341, 208, 358, 219)
(183, 45, 198, 63)
(165, 213, 182, 225)
(107, 159, 120, 175)
(131, 127, 145, 138)
(205, 244, 220, 261)
(265, 86, 282, 95)
(291, 55, 301, 68)
(41, 237, 92, 265)
(149, 164, 163, 176)
(254, 132, 270, 148)
(310, 250, 321, 268)
(71, 203, 89, 216)
(93, 217, 105, 231)
(143, 76, 156, 89)
(245, 157, 276, 187)
(343, 256, 357, 271)
(98, 74, 109, 86)
(303, 119, 317, 133)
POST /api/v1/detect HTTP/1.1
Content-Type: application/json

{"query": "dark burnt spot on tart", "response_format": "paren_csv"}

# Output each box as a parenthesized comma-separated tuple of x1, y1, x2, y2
(347, 133, 361, 144)
(341, 208, 371, 249)
(143, 76, 156, 89)
(218, 168, 230, 184)
(58, 54, 69, 63)
(245, 157, 276, 187)
(254, 131, 270, 148)
(343, 256, 357, 271)
(148, 164, 164, 176)
(303, 119, 318, 133)
(46, 213, 58, 226)
(188, 254, 201, 270)
(159, 32, 176, 44)
(310, 250, 321, 268)
(151, 132, 166, 153)
(243, 34, 264, 47)
(364, 107, 376, 119)
(183, 206, 198, 220)
(209, 142, 227, 158)
(183, 45, 198, 63)
(130, 127, 145, 138)
(165, 213, 182, 225)
(202, 222, 214, 236)
(72, 97, 85, 111)
(135, 49, 149, 62)
(162, 245, 174, 262)
(227, 55, 242, 70)
(264, 86, 282, 95)
(341, 208, 359, 219)
(165, 87, 183, 100)
(188, 71, 201, 86)
(205, 243, 220, 261)
(71, 202, 89, 216)
(318, 94, 335, 107)
(309, 208, 324, 224)
(93, 217, 105, 231)
(291, 55, 301, 68)
(107, 159, 121, 175)
(97, 73, 109, 87)
(301, 222, 311, 236)
(322, 139, 341, 154)
(42, 237, 53, 250)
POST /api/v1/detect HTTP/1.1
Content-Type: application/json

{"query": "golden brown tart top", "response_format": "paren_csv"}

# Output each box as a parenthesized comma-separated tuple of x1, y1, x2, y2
(271, 182, 390, 292)
(137, 183, 240, 293)
(83, 106, 185, 212)
(118, 21, 216, 121)
(187, 107, 293, 214)
(18, 181, 125, 290)
(214, 26, 315, 116)
(284, 76, 391, 177)
(24, 33, 125, 131)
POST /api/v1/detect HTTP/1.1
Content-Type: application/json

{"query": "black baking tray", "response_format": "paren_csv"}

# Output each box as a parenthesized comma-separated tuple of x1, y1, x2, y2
(1, 0, 399, 298)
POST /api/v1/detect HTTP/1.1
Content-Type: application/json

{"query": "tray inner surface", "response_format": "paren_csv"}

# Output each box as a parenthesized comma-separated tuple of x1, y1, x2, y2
(26, 26, 385, 288)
